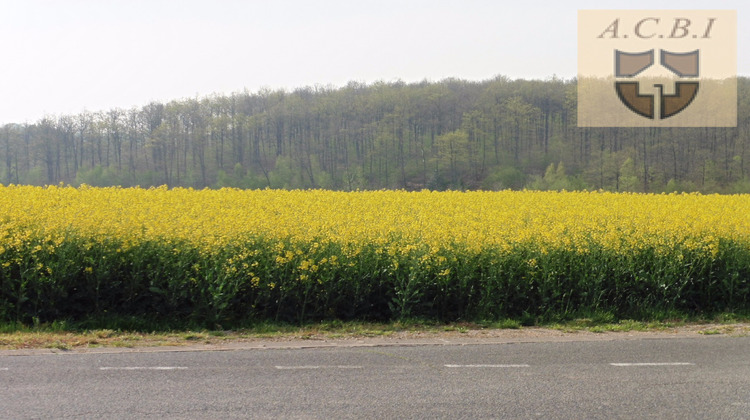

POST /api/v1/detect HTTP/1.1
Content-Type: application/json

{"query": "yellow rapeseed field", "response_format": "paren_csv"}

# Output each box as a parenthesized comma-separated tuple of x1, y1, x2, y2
(1, 185, 749, 324)
(0, 185, 748, 255)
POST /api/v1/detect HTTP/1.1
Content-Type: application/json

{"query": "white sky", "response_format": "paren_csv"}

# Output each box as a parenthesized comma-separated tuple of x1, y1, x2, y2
(0, 0, 746, 125)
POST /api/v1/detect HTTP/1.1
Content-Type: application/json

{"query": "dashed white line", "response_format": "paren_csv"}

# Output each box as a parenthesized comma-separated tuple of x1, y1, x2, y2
(0, 368, 8, 371)
(444, 364, 530, 368)
(99, 366, 188, 371)
(610, 363, 695, 367)
(274, 365, 363, 370)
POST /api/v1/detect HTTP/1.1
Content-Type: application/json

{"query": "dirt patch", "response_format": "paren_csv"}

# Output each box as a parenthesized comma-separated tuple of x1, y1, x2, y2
(2, 322, 748, 355)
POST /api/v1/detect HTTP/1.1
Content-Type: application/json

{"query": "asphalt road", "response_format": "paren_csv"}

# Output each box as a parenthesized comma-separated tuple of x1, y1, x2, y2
(2, 336, 749, 419)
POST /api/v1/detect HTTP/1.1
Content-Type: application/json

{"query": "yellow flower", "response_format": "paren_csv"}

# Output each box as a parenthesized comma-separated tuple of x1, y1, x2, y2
(0, 185, 746, 280)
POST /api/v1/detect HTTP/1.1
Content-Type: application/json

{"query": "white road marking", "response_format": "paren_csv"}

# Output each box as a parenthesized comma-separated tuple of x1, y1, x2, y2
(99, 366, 188, 371)
(444, 364, 530, 368)
(0, 368, 8, 371)
(610, 363, 695, 367)
(274, 365, 363, 370)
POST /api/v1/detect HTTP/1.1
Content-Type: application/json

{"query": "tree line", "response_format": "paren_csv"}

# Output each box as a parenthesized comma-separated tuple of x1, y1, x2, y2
(2, 76, 749, 193)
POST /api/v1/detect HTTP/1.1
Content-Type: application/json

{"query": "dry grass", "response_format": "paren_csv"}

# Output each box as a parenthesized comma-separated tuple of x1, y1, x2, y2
(2, 320, 749, 351)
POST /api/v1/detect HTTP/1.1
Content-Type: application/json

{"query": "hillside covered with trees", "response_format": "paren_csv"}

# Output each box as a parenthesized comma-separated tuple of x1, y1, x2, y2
(2, 76, 749, 193)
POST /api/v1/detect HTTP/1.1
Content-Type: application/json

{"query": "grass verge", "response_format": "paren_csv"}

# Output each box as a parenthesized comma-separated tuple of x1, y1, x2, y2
(1, 314, 749, 350)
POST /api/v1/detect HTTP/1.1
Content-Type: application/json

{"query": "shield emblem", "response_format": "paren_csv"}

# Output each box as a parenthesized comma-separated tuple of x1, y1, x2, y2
(614, 49, 700, 120)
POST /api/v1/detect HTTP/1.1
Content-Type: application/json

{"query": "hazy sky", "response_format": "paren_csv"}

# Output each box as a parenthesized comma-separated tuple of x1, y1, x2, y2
(0, 0, 746, 124)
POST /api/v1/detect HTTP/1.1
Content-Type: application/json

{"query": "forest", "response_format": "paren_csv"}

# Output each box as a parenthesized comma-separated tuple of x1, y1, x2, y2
(1, 76, 749, 193)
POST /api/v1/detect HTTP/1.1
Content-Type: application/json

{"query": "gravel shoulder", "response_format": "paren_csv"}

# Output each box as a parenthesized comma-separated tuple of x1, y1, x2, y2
(1, 322, 748, 356)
